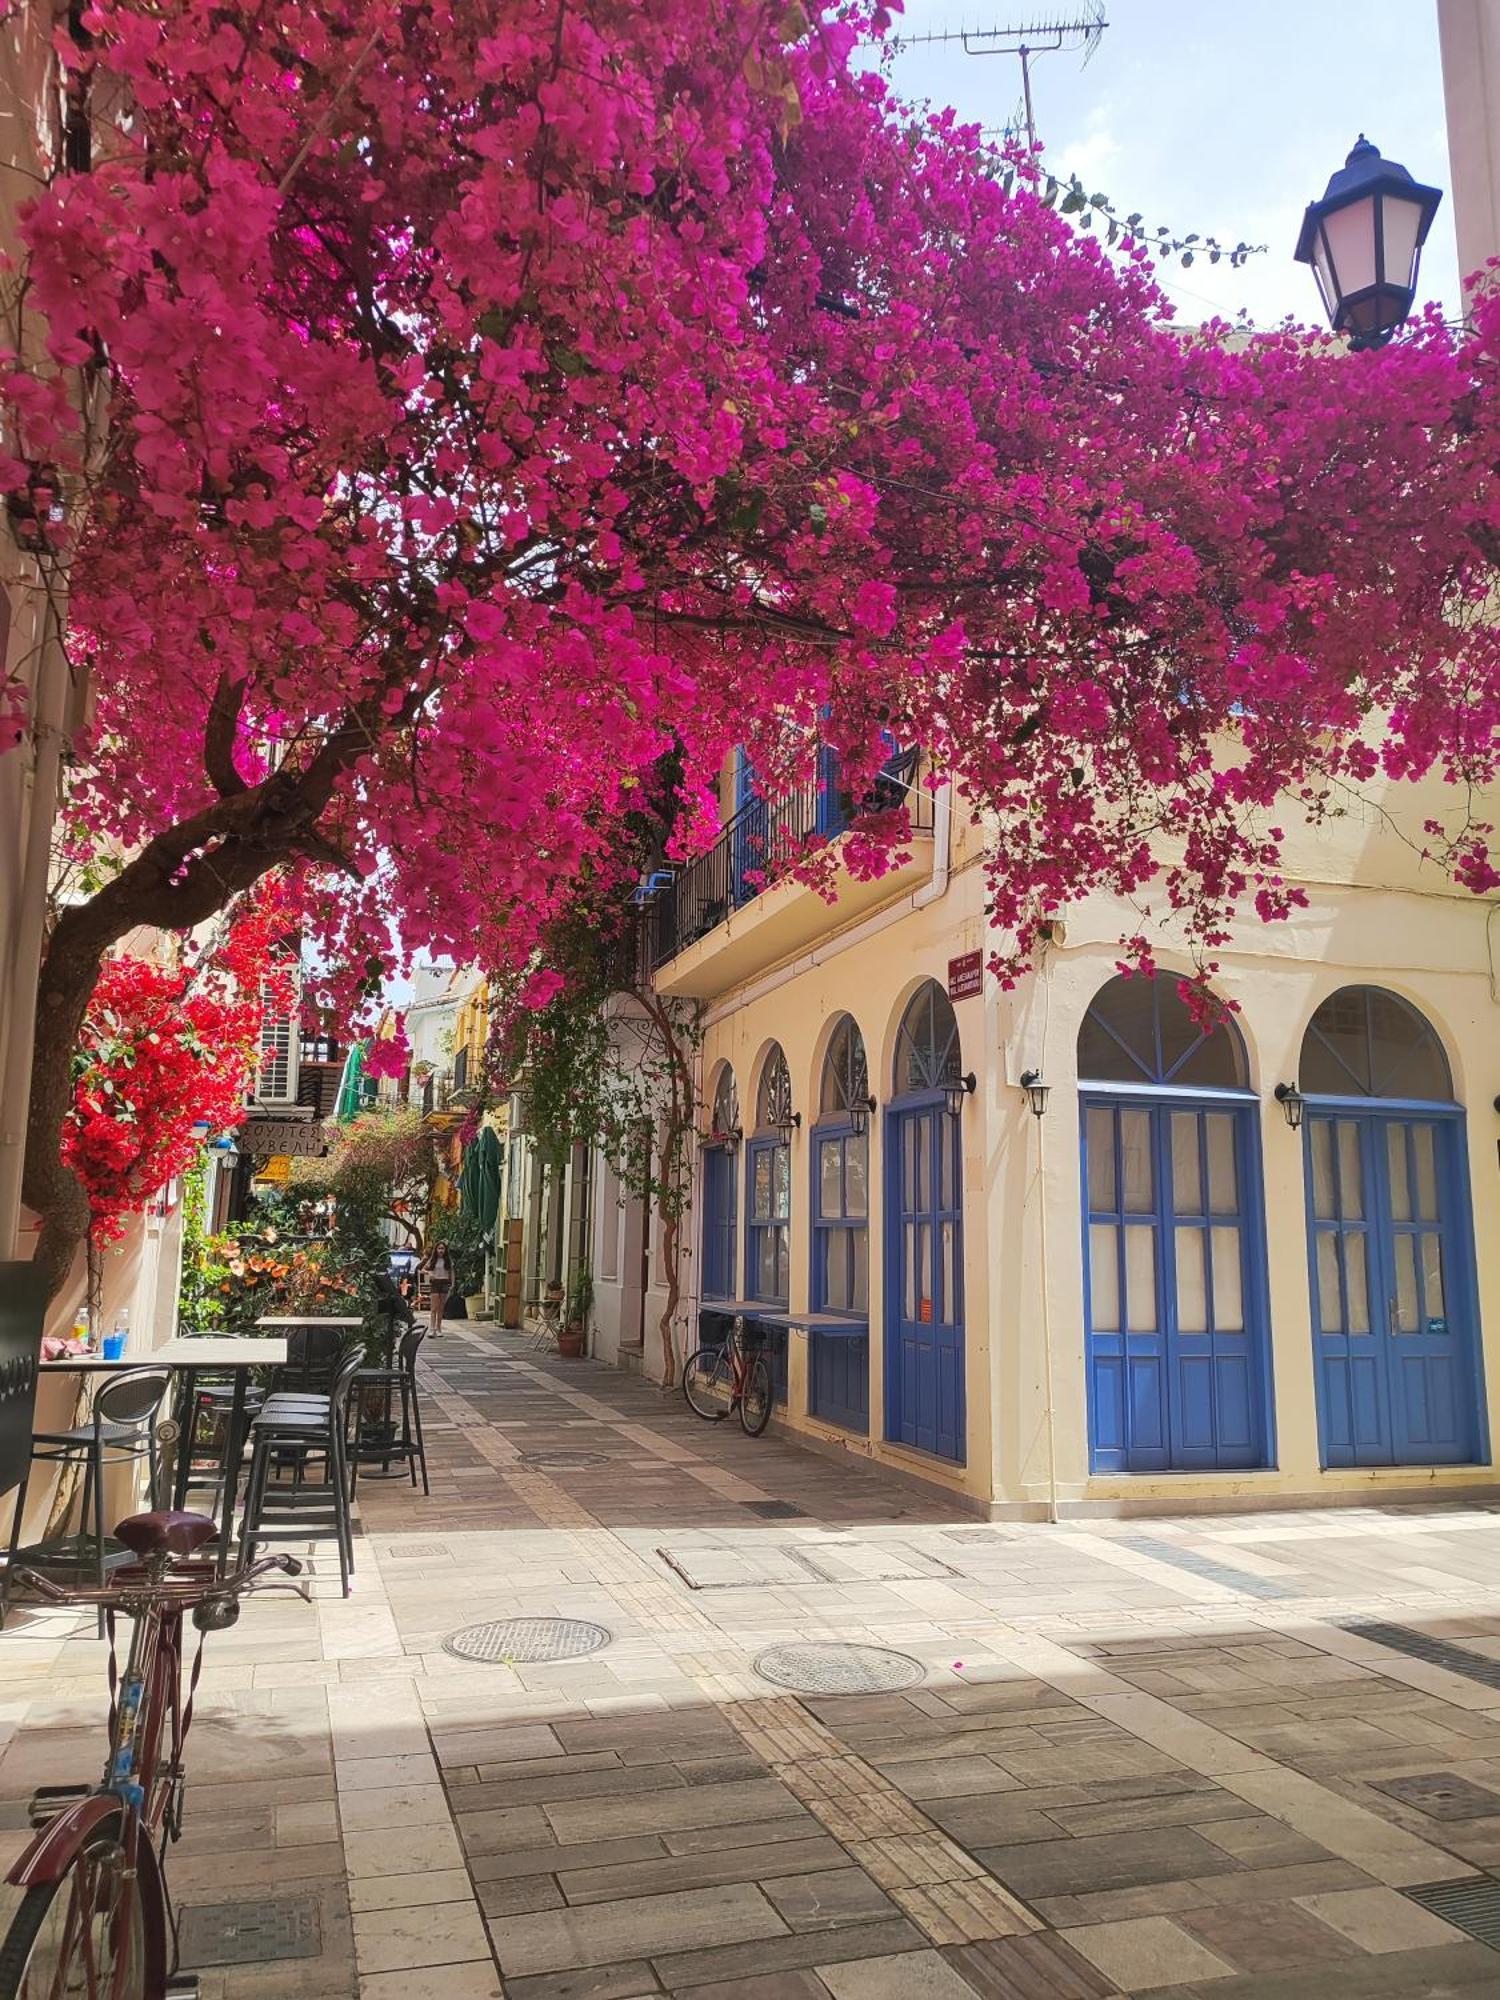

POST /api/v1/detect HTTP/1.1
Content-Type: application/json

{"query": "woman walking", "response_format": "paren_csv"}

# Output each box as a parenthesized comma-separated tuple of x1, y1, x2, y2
(423, 1239, 454, 1336)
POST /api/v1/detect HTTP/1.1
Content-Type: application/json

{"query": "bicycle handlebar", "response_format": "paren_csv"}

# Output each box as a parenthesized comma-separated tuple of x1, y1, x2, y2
(15, 1551, 302, 1609)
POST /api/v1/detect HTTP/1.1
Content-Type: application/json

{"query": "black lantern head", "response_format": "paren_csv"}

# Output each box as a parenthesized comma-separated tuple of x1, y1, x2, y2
(848, 1095, 877, 1138)
(1019, 1069, 1050, 1118)
(1295, 136, 1442, 348)
(1274, 1082, 1305, 1132)
(774, 1111, 802, 1140)
(943, 1071, 977, 1119)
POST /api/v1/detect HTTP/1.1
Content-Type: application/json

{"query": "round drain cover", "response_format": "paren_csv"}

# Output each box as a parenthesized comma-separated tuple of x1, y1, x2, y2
(443, 1617, 611, 1665)
(518, 1449, 608, 1470)
(753, 1642, 924, 1695)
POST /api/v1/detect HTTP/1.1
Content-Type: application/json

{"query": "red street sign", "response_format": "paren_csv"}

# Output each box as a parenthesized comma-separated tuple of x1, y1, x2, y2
(947, 950, 983, 1001)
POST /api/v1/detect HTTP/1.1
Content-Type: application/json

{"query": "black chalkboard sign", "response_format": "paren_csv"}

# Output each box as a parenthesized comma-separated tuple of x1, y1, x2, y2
(0, 1261, 46, 1502)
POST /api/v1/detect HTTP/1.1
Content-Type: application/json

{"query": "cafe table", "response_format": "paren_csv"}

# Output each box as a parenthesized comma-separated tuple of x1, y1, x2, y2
(41, 1334, 288, 1576)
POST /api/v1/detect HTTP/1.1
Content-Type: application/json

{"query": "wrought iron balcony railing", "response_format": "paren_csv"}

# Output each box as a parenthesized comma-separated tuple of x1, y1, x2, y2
(641, 751, 931, 972)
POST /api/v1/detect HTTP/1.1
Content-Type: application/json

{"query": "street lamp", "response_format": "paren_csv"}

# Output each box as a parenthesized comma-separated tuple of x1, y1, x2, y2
(848, 1095, 877, 1139)
(1274, 1082, 1306, 1131)
(1019, 1070, 1050, 1119)
(942, 1071, 977, 1119)
(1295, 136, 1442, 349)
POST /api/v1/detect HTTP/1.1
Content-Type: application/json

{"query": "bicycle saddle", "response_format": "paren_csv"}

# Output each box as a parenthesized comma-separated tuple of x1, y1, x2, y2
(114, 1510, 219, 1559)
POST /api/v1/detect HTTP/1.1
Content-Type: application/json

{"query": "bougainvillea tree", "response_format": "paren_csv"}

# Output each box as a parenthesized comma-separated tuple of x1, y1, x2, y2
(6, 0, 1500, 1290)
(64, 897, 294, 1245)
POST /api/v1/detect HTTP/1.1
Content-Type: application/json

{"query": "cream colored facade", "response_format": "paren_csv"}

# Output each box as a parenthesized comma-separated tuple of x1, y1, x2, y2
(616, 776, 1499, 1516)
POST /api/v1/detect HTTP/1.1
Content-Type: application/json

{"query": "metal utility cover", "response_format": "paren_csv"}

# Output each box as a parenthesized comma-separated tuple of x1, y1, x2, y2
(754, 1642, 925, 1695)
(1371, 1772, 1500, 1821)
(178, 1898, 321, 1968)
(443, 1617, 611, 1664)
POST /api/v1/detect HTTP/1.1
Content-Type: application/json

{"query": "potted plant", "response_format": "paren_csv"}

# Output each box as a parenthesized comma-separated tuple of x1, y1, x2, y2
(559, 1263, 592, 1359)
(446, 1210, 489, 1318)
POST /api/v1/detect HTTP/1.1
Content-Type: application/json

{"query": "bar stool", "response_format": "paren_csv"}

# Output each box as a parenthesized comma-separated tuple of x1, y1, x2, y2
(271, 1323, 345, 1394)
(351, 1324, 430, 1495)
(237, 1347, 363, 1597)
(7, 1369, 171, 1634)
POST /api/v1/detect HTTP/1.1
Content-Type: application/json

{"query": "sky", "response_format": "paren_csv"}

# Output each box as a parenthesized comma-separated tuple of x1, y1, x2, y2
(878, 0, 1458, 332)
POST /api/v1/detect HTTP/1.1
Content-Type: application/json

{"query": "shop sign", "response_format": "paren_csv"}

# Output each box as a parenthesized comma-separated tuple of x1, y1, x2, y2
(947, 950, 983, 1001)
(238, 1119, 329, 1159)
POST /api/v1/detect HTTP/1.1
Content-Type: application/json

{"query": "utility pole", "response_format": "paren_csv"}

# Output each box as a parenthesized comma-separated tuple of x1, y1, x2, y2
(891, 7, 1107, 153)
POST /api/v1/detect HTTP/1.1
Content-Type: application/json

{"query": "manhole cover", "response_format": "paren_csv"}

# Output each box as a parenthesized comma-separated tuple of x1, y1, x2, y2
(518, 1449, 609, 1470)
(179, 1897, 321, 1968)
(443, 1617, 611, 1664)
(753, 1642, 924, 1695)
(1372, 1772, 1500, 1821)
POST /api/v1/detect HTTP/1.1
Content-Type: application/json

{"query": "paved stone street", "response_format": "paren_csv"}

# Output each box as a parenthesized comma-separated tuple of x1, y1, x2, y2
(9, 1330, 1500, 1995)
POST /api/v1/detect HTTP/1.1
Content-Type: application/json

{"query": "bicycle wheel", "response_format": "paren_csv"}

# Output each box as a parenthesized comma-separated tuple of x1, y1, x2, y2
(0, 1809, 148, 1999)
(739, 1354, 773, 1436)
(682, 1346, 732, 1421)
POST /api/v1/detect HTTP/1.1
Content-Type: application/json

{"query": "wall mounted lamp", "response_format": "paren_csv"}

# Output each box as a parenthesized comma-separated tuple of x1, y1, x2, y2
(848, 1096, 877, 1138)
(774, 1112, 803, 1140)
(1019, 1069, 1050, 1118)
(704, 1124, 743, 1151)
(943, 1072, 978, 1119)
(1274, 1082, 1305, 1131)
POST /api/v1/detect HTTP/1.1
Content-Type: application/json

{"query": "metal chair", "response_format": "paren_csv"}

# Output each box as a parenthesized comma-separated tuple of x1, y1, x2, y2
(11, 1368, 171, 1634)
(238, 1347, 363, 1597)
(351, 1323, 430, 1495)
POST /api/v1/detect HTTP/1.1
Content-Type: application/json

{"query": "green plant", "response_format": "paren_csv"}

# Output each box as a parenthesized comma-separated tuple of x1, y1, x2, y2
(565, 1262, 593, 1331)
(444, 1207, 489, 1298)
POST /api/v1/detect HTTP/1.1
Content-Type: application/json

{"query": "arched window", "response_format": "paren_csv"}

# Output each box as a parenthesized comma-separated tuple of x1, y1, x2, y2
(701, 1064, 739, 1299)
(1078, 974, 1268, 1474)
(747, 1045, 791, 1303)
(820, 1016, 869, 1118)
(710, 1065, 741, 1142)
(1300, 986, 1453, 1101)
(1079, 975, 1248, 1090)
(893, 983, 961, 1096)
(756, 1046, 793, 1130)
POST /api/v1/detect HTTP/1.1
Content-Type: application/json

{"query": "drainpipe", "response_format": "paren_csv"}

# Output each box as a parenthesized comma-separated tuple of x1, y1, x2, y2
(0, 593, 69, 1259)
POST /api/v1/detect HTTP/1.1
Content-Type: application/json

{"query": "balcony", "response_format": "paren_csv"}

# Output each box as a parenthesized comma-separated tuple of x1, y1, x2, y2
(642, 754, 937, 1002)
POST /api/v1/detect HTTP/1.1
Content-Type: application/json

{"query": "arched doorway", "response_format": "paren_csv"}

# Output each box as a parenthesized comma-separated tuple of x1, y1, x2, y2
(1079, 975, 1271, 1473)
(809, 1015, 870, 1432)
(1301, 987, 1485, 1466)
(701, 1064, 740, 1302)
(886, 983, 965, 1461)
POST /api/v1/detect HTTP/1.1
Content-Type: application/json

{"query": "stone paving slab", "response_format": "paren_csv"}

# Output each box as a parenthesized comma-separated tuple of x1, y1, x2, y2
(9, 1325, 1500, 1996)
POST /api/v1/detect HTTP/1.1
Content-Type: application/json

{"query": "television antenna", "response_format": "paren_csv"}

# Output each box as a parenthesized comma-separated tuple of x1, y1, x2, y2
(890, 7, 1107, 152)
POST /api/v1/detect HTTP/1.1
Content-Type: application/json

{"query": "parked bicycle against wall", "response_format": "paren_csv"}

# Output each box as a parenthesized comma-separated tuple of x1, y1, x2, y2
(0, 1509, 300, 1998)
(683, 1314, 773, 1436)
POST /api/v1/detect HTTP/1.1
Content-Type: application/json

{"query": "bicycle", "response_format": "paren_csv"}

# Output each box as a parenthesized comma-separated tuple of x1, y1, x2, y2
(0, 1509, 301, 1998)
(682, 1315, 773, 1436)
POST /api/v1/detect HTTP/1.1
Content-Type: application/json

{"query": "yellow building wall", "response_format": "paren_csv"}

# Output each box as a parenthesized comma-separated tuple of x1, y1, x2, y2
(689, 771, 1500, 1516)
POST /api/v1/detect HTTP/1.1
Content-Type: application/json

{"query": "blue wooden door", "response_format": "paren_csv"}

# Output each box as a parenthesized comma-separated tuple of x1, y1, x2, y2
(701, 1146, 735, 1301)
(1083, 1098, 1268, 1472)
(1309, 1110, 1479, 1465)
(886, 1101, 965, 1460)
